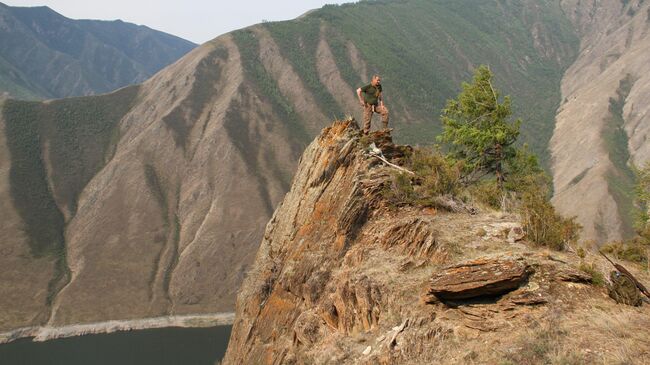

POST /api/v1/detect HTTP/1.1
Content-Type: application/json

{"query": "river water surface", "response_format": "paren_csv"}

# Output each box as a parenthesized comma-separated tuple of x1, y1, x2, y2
(0, 325, 232, 365)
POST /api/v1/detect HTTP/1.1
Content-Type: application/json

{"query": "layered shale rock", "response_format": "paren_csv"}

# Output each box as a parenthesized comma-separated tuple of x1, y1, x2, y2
(428, 258, 531, 301)
(224, 120, 650, 365)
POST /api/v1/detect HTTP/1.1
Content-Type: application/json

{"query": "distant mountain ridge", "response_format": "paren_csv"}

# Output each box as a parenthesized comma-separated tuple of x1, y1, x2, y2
(0, 2, 196, 99)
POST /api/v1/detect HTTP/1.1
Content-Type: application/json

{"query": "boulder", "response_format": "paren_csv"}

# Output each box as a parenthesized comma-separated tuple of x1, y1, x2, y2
(507, 225, 526, 243)
(428, 258, 530, 300)
(556, 267, 592, 283)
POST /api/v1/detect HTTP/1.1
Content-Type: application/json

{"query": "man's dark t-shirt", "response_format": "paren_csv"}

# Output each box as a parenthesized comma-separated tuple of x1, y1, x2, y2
(361, 84, 382, 106)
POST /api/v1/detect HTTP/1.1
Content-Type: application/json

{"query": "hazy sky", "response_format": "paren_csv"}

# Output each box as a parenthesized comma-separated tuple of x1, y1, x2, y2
(3, 0, 355, 43)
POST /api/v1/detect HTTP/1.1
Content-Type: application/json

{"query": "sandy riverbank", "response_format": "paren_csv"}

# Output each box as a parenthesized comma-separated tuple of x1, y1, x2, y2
(0, 313, 235, 345)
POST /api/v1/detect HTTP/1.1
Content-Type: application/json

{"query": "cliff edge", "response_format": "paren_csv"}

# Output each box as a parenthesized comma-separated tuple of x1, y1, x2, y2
(224, 120, 650, 364)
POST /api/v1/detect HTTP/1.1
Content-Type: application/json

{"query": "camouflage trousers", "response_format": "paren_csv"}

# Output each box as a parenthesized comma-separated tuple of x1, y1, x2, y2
(363, 103, 389, 134)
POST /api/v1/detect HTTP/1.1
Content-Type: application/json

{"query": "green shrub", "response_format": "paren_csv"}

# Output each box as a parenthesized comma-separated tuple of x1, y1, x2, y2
(518, 183, 581, 250)
(601, 239, 649, 265)
(461, 146, 581, 250)
(409, 148, 462, 198)
(381, 144, 580, 251)
(505, 147, 581, 250)
(381, 147, 461, 208)
(467, 179, 501, 209)
(579, 262, 605, 286)
(436, 67, 580, 250)
(382, 172, 417, 207)
(595, 164, 650, 266)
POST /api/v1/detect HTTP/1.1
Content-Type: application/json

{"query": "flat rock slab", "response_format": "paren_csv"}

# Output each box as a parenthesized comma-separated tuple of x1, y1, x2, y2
(429, 258, 530, 300)
(556, 267, 592, 283)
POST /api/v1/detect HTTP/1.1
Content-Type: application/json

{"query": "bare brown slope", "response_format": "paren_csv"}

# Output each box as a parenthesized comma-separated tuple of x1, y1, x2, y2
(224, 120, 650, 364)
(552, 0, 650, 242)
(0, 113, 55, 330)
(316, 25, 362, 121)
(47, 35, 302, 325)
(255, 27, 328, 130)
(0, 15, 361, 329)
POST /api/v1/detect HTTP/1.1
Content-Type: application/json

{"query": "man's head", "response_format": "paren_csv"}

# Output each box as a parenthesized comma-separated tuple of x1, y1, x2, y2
(371, 74, 381, 86)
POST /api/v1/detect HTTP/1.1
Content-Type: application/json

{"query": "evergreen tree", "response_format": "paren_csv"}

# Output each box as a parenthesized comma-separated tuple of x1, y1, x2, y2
(439, 65, 521, 189)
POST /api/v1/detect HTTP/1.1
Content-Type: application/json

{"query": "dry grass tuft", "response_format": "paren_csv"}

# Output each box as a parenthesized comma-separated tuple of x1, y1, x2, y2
(563, 307, 650, 364)
(500, 309, 584, 365)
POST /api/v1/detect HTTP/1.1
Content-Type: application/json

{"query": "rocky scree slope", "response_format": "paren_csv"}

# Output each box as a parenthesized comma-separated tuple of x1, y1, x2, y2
(0, 2, 196, 99)
(224, 120, 650, 364)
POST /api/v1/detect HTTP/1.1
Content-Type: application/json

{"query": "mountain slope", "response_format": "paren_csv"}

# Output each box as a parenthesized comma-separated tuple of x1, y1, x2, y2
(0, 2, 196, 99)
(551, 0, 650, 242)
(252, 0, 579, 161)
(1, 0, 633, 333)
(0, 36, 302, 330)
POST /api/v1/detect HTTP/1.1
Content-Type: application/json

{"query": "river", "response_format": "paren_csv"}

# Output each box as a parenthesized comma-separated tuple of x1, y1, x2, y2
(0, 325, 232, 365)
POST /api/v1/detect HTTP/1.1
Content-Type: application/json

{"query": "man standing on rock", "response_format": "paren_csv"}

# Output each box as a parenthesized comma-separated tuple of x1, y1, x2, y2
(357, 74, 389, 134)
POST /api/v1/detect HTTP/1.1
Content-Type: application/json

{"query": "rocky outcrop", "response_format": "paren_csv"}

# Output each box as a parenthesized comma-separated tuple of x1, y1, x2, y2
(428, 258, 531, 301)
(224, 120, 650, 364)
(320, 275, 383, 335)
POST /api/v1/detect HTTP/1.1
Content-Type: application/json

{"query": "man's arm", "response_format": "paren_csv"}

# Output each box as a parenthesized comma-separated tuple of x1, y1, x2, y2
(356, 88, 365, 106)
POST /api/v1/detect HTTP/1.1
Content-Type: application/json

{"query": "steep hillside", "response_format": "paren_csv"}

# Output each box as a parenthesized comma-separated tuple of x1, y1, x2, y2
(252, 0, 579, 160)
(0, 0, 607, 333)
(552, 0, 650, 242)
(0, 86, 141, 330)
(0, 36, 302, 331)
(223, 120, 650, 364)
(0, 2, 196, 99)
